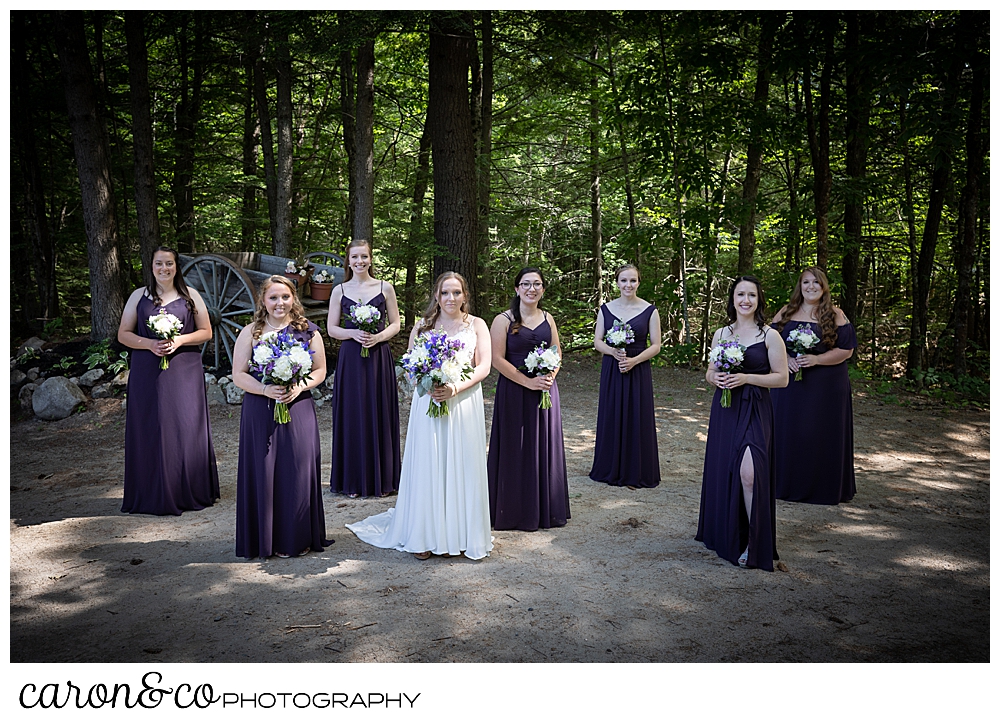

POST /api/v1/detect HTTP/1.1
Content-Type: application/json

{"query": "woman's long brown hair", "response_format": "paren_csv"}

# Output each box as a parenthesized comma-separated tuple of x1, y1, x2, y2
(250, 276, 309, 340)
(146, 246, 196, 316)
(774, 266, 838, 348)
(342, 239, 376, 283)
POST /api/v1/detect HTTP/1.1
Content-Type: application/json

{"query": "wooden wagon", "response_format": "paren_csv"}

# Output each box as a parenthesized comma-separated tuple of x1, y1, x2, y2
(178, 251, 345, 370)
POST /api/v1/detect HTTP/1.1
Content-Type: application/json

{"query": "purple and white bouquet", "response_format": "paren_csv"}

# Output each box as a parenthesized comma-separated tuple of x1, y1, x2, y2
(523, 341, 561, 409)
(708, 338, 745, 408)
(349, 302, 381, 358)
(147, 307, 184, 370)
(785, 324, 821, 381)
(604, 318, 636, 373)
(249, 328, 314, 423)
(397, 330, 474, 418)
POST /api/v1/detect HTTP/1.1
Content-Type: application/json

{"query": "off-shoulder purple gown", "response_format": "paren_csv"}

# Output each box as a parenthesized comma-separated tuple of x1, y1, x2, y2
(236, 321, 329, 558)
(589, 303, 660, 488)
(487, 314, 570, 530)
(122, 295, 219, 515)
(696, 340, 778, 571)
(771, 321, 857, 504)
(328, 284, 401, 497)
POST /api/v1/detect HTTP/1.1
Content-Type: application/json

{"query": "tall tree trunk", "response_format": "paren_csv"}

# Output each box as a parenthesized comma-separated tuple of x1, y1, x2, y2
(907, 43, 963, 377)
(13, 13, 59, 321)
(589, 44, 603, 305)
(241, 38, 258, 252)
(339, 14, 357, 239)
(737, 14, 777, 274)
(405, 123, 433, 330)
(471, 11, 493, 315)
(353, 39, 375, 242)
(701, 148, 732, 362)
(428, 13, 479, 303)
(173, 14, 204, 253)
(273, 28, 294, 258)
(804, 17, 834, 270)
(951, 10, 987, 375)
(842, 11, 870, 326)
(607, 40, 636, 231)
(125, 11, 162, 270)
(55, 10, 128, 340)
(253, 39, 278, 247)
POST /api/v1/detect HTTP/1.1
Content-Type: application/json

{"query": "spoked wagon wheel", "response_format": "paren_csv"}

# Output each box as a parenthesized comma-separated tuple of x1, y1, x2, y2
(181, 254, 258, 371)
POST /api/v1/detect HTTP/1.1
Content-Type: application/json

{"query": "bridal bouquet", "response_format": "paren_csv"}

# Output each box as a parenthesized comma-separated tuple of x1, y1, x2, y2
(349, 302, 381, 358)
(523, 341, 561, 409)
(147, 307, 184, 370)
(709, 338, 745, 408)
(785, 324, 821, 381)
(397, 330, 474, 418)
(249, 328, 314, 423)
(605, 318, 636, 373)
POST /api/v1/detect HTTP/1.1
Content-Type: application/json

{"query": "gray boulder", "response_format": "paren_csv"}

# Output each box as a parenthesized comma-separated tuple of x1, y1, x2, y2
(112, 370, 129, 387)
(17, 337, 45, 358)
(18, 383, 38, 412)
(206, 384, 227, 406)
(78, 368, 105, 387)
(32, 376, 87, 420)
(91, 383, 113, 399)
(205, 373, 217, 385)
(11, 369, 27, 389)
(225, 383, 245, 404)
(27, 367, 40, 381)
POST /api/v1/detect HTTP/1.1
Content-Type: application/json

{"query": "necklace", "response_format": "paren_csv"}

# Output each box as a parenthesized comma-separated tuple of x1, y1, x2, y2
(265, 316, 284, 330)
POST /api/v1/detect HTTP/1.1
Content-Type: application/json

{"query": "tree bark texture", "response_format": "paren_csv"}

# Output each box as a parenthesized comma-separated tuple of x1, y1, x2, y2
(13, 14, 59, 321)
(125, 11, 162, 270)
(340, 43, 357, 241)
(253, 47, 278, 248)
(804, 17, 834, 270)
(842, 11, 870, 326)
(405, 123, 433, 330)
(55, 10, 128, 340)
(273, 29, 294, 258)
(737, 14, 777, 274)
(951, 10, 987, 375)
(589, 44, 603, 306)
(241, 37, 258, 252)
(429, 14, 480, 305)
(471, 10, 494, 315)
(353, 40, 375, 243)
(172, 14, 204, 253)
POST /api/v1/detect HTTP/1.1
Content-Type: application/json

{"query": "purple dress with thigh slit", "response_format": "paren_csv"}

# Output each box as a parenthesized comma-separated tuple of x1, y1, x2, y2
(696, 340, 778, 571)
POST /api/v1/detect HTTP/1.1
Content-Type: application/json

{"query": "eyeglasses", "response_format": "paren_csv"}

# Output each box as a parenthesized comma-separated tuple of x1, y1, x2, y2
(518, 281, 544, 290)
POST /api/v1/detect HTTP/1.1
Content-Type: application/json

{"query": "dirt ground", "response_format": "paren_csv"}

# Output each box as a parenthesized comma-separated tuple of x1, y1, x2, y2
(9, 355, 990, 664)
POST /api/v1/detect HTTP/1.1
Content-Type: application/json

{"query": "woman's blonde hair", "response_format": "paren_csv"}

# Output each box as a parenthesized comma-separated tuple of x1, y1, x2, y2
(775, 266, 838, 348)
(417, 271, 471, 333)
(251, 276, 309, 340)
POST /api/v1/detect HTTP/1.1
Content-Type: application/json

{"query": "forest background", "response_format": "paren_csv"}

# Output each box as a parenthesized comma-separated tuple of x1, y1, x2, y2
(9, 10, 990, 399)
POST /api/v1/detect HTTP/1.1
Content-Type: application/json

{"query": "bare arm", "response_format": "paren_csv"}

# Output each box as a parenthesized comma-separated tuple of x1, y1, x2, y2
(795, 309, 854, 369)
(177, 289, 213, 347)
(705, 328, 724, 386)
(593, 307, 620, 358)
(722, 328, 789, 389)
(118, 289, 155, 352)
(490, 313, 552, 392)
(373, 283, 402, 346)
(326, 285, 363, 342)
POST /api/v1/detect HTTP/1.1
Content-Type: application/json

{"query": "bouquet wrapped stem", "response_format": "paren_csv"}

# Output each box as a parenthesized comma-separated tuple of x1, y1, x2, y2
(786, 324, 821, 381)
(147, 308, 184, 370)
(523, 341, 561, 409)
(249, 328, 314, 424)
(708, 339, 746, 408)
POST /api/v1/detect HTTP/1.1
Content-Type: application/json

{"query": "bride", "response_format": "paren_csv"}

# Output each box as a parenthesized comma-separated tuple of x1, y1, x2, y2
(346, 271, 494, 560)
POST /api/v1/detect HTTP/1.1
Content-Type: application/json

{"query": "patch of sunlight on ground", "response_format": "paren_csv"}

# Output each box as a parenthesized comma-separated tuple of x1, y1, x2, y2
(827, 523, 900, 539)
(895, 553, 987, 573)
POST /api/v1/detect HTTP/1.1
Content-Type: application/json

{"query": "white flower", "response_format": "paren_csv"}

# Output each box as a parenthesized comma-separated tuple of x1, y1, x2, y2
(288, 345, 313, 371)
(439, 358, 463, 384)
(271, 356, 294, 383)
(285, 261, 299, 273)
(252, 345, 274, 365)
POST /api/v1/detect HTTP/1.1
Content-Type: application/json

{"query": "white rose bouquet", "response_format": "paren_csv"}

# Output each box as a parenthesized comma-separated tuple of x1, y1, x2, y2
(249, 328, 314, 423)
(523, 341, 562, 409)
(348, 301, 381, 358)
(785, 324, 821, 381)
(708, 338, 745, 408)
(146, 307, 184, 370)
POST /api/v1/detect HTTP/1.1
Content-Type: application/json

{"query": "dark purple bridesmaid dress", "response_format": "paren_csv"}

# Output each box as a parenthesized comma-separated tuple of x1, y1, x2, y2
(487, 313, 570, 531)
(589, 304, 661, 488)
(771, 321, 857, 504)
(696, 340, 778, 571)
(236, 321, 329, 558)
(122, 295, 220, 515)
(328, 284, 401, 497)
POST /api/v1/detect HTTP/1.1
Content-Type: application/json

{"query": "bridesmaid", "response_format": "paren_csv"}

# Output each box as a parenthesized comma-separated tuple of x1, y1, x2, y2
(232, 276, 329, 559)
(771, 267, 856, 504)
(487, 267, 570, 531)
(118, 246, 219, 515)
(326, 239, 402, 498)
(697, 276, 787, 570)
(589, 263, 662, 489)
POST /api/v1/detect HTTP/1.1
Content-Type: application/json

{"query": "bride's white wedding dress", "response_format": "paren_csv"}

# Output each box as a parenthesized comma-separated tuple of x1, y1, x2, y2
(346, 321, 493, 559)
